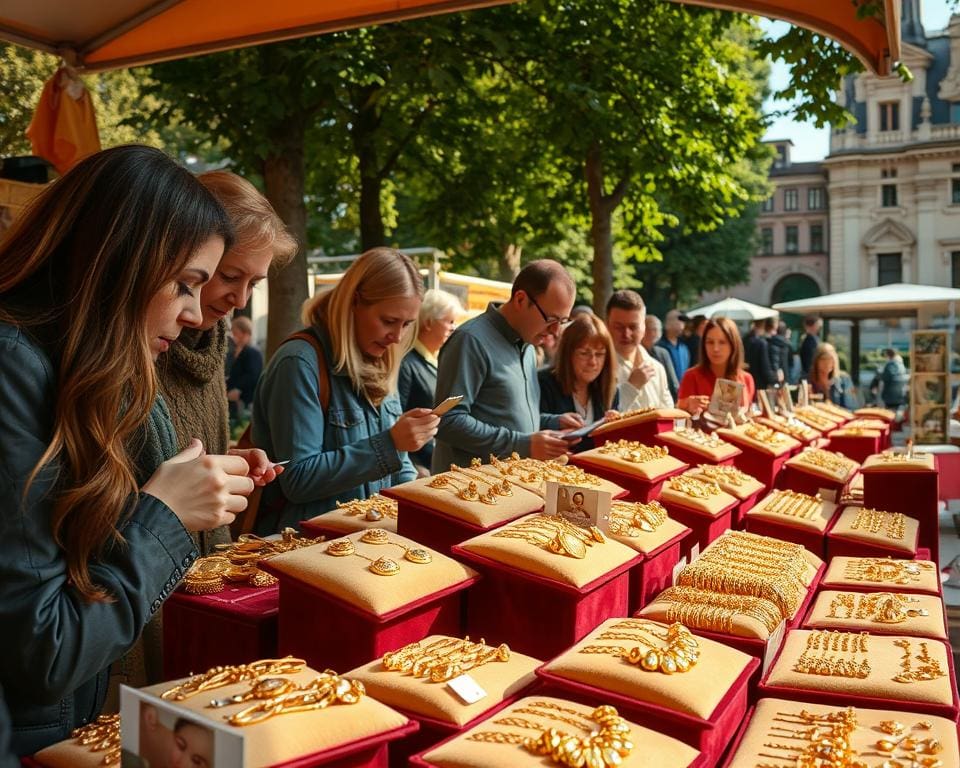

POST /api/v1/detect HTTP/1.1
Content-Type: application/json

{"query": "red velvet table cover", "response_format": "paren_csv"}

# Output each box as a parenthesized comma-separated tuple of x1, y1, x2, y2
(162, 583, 279, 680)
(568, 455, 687, 503)
(862, 466, 940, 565)
(744, 513, 834, 560)
(451, 544, 639, 660)
(732, 489, 765, 530)
(826, 433, 883, 465)
(778, 463, 854, 498)
(718, 704, 754, 768)
(730, 444, 791, 494)
(659, 497, 736, 558)
(630, 528, 689, 613)
(535, 657, 760, 767)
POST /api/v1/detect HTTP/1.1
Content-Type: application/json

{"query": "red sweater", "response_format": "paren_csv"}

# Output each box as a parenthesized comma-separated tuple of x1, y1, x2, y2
(678, 367, 756, 410)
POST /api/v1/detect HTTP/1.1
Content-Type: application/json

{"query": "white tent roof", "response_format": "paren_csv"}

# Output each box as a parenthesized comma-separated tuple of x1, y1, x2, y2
(685, 296, 778, 321)
(772, 283, 960, 319)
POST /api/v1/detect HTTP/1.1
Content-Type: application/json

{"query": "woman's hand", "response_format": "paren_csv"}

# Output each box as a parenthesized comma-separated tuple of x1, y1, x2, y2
(390, 408, 440, 452)
(678, 395, 710, 416)
(227, 447, 283, 486)
(143, 439, 255, 532)
(557, 412, 585, 430)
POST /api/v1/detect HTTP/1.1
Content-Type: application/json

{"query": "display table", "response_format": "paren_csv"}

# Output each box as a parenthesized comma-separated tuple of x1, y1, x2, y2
(744, 488, 838, 558)
(803, 589, 949, 640)
(571, 441, 687, 502)
(654, 428, 741, 468)
(717, 422, 800, 489)
(657, 475, 738, 555)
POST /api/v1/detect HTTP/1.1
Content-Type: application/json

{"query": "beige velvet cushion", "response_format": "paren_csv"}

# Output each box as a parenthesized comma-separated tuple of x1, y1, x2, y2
(765, 630, 955, 707)
(746, 490, 838, 533)
(792, 409, 840, 432)
(706, 530, 824, 576)
(422, 695, 700, 768)
(608, 512, 689, 555)
(805, 590, 947, 640)
(785, 449, 859, 483)
(139, 667, 410, 767)
(541, 618, 752, 720)
(682, 465, 765, 501)
(574, 443, 687, 482)
(265, 530, 477, 616)
(755, 416, 821, 442)
(458, 513, 639, 588)
(726, 697, 959, 768)
(658, 477, 738, 517)
(346, 635, 541, 726)
(861, 452, 936, 472)
(843, 418, 889, 431)
(796, 406, 845, 425)
(474, 462, 627, 500)
(34, 741, 105, 768)
(717, 423, 800, 457)
(830, 427, 882, 439)
(855, 406, 896, 422)
(306, 511, 399, 535)
(656, 429, 741, 462)
(591, 408, 690, 437)
(822, 556, 940, 594)
(829, 507, 919, 555)
(385, 474, 543, 527)
(813, 402, 855, 420)
(637, 595, 777, 641)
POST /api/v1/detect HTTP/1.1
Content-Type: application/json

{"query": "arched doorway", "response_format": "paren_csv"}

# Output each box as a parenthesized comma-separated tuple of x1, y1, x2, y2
(771, 273, 821, 336)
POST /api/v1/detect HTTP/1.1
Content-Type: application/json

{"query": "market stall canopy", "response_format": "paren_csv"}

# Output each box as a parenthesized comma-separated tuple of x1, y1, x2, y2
(0, 0, 514, 71)
(685, 296, 778, 321)
(674, 0, 901, 76)
(773, 283, 960, 319)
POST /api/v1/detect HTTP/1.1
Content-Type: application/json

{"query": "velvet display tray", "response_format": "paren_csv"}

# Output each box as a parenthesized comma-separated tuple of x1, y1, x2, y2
(680, 466, 765, 529)
(301, 512, 398, 539)
(778, 462, 855, 499)
(590, 408, 690, 444)
(754, 416, 821, 446)
(819, 555, 942, 597)
(659, 494, 737, 557)
(802, 588, 949, 641)
(570, 451, 688, 502)
(855, 406, 897, 422)
(826, 505, 920, 560)
(162, 583, 279, 680)
(654, 430, 741, 467)
(860, 462, 939, 565)
(824, 432, 883, 465)
(743, 493, 838, 559)
(451, 544, 638, 659)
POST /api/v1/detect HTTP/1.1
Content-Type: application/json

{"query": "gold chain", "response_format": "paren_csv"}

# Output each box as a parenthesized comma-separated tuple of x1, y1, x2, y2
(335, 494, 398, 521)
(71, 714, 120, 767)
(161, 657, 306, 701)
(381, 636, 510, 682)
(597, 439, 669, 464)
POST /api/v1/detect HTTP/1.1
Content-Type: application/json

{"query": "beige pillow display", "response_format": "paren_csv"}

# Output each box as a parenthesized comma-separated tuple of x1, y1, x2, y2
(591, 408, 690, 437)
(306, 496, 400, 534)
(574, 442, 687, 482)
(805, 590, 947, 640)
(717, 422, 800, 457)
(765, 629, 955, 708)
(843, 418, 889, 431)
(682, 465, 765, 501)
(829, 427, 882, 439)
(638, 589, 780, 641)
(34, 738, 109, 768)
(855, 406, 897, 422)
(813, 402, 855, 420)
(607, 508, 689, 555)
(457, 513, 639, 589)
(540, 618, 752, 720)
(475, 459, 627, 499)
(861, 451, 936, 472)
(265, 529, 477, 616)
(726, 697, 959, 768)
(822, 556, 940, 595)
(658, 476, 738, 517)
(796, 405, 846, 425)
(656, 429, 741, 462)
(792, 408, 841, 432)
(421, 694, 700, 768)
(785, 448, 859, 483)
(746, 489, 838, 533)
(139, 667, 410, 768)
(346, 635, 540, 726)
(755, 415, 821, 443)
(829, 507, 919, 555)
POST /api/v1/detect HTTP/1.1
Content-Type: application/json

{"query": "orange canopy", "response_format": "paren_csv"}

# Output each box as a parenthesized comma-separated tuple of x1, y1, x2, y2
(0, 0, 900, 74)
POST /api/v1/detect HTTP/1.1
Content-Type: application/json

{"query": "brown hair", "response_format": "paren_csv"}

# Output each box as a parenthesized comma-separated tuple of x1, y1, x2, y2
(511, 259, 574, 300)
(551, 314, 618, 409)
(198, 171, 297, 269)
(605, 289, 645, 315)
(0, 145, 232, 602)
(698, 316, 745, 379)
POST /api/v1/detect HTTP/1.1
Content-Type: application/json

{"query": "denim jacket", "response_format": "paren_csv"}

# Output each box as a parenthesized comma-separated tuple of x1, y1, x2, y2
(251, 326, 416, 531)
(0, 324, 197, 756)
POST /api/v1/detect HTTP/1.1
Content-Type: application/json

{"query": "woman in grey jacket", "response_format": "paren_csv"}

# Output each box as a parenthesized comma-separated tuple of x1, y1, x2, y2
(0, 146, 263, 755)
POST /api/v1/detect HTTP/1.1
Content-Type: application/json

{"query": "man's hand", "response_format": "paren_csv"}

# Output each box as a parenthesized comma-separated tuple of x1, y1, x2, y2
(628, 361, 656, 389)
(530, 430, 573, 460)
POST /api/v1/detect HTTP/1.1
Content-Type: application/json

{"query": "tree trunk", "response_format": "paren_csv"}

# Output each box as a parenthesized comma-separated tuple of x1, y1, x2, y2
(353, 86, 386, 251)
(262, 121, 308, 358)
(585, 144, 628, 315)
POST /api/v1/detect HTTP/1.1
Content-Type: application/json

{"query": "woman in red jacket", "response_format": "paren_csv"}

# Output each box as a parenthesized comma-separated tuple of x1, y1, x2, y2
(678, 316, 755, 414)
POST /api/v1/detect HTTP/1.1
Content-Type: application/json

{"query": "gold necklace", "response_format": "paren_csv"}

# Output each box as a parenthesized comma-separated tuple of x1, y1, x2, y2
(335, 494, 398, 522)
(892, 639, 946, 683)
(381, 636, 511, 682)
(795, 449, 854, 478)
(608, 500, 667, 535)
(597, 439, 669, 464)
(493, 514, 605, 559)
(578, 621, 700, 674)
(793, 631, 871, 679)
(842, 558, 933, 585)
(428, 473, 498, 504)
(448, 464, 514, 497)
(161, 657, 306, 700)
(227, 670, 365, 726)
(694, 463, 750, 487)
(850, 508, 906, 540)
(324, 532, 432, 575)
(71, 714, 120, 767)
(666, 475, 721, 499)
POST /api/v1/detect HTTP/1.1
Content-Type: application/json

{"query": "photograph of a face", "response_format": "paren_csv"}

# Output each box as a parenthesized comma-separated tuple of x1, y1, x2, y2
(914, 404, 947, 443)
(708, 378, 743, 420)
(545, 481, 611, 528)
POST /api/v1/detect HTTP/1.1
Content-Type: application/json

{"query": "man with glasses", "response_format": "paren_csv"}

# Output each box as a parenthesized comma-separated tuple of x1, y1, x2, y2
(432, 259, 582, 472)
(605, 290, 674, 411)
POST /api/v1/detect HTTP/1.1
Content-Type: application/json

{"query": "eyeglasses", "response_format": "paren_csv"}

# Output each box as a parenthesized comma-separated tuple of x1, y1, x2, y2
(529, 294, 570, 330)
(574, 349, 607, 361)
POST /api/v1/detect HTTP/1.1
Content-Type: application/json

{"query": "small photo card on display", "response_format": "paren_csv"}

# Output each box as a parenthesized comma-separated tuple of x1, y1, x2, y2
(546, 480, 611, 530)
(708, 377, 743, 421)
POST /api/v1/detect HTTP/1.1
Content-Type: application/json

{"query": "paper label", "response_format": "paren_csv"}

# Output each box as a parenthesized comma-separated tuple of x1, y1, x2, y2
(447, 674, 487, 704)
(818, 487, 838, 503)
(671, 556, 688, 586)
(689, 542, 701, 563)
(762, 620, 787, 678)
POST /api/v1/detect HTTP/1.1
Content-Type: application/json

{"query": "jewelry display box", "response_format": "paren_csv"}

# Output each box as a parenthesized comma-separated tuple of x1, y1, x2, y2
(818, 556, 942, 598)
(681, 465, 766, 528)
(743, 488, 839, 558)
(654, 428, 741, 468)
(589, 407, 691, 447)
(825, 505, 920, 561)
(656, 475, 739, 556)
(716, 422, 800, 490)
(825, 428, 883, 464)
(300, 494, 399, 540)
(803, 589, 949, 641)
(779, 448, 859, 498)
(570, 440, 687, 502)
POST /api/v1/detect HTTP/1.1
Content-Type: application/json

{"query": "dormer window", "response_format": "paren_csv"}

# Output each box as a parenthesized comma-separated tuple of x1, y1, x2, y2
(879, 101, 900, 132)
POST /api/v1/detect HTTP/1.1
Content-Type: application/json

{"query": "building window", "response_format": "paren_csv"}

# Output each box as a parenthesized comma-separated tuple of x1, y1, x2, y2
(879, 101, 900, 132)
(810, 224, 824, 253)
(762, 196, 774, 213)
(952, 252, 960, 288)
(952, 164, 960, 204)
(881, 184, 898, 207)
(784, 188, 799, 211)
(808, 187, 825, 210)
(878, 253, 902, 286)
(785, 225, 799, 254)
(760, 227, 773, 255)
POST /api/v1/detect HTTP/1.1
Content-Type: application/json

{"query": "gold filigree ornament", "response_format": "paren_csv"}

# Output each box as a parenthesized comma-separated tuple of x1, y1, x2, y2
(226, 669, 365, 726)
(71, 714, 120, 767)
(428, 473, 498, 504)
(382, 636, 511, 682)
(608, 500, 667, 536)
(843, 558, 934, 586)
(597, 439, 669, 465)
(667, 475, 721, 499)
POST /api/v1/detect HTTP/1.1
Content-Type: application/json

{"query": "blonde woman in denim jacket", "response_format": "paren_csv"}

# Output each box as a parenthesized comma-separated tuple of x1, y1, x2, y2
(252, 249, 437, 532)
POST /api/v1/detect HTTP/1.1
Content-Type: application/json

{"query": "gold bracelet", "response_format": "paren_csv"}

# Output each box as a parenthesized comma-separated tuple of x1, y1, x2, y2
(597, 439, 669, 465)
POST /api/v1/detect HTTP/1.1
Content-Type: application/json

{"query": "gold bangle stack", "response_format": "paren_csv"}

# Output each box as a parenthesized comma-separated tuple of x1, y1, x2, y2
(673, 427, 725, 448)
(892, 639, 946, 683)
(71, 714, 120, 767)
(842, 557, 933, 586)
(794, 448, 855, 479)
(161, 657, 307, 701)
(324, 529, 433, 575)
(608, 500, 667, 535)
(335, 494, 398, 522)
(793, 630, 871, 679)
(666, 475, 721, 499)
(226, 669, 365, 726)
(759, 489, 822, 520)
(578, 620, 700, 675)
(850, 508, 906, 540)
(381, 636, 511, 682)
(485, 454, 603, 493)
(492, 514, 606, 559)
(596, 439, 669, 465)
(654, 585, 782, 634)
(693, 463, 751, 488)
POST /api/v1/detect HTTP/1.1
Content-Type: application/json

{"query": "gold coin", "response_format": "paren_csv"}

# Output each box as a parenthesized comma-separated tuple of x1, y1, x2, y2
(369, 557, 400, 576)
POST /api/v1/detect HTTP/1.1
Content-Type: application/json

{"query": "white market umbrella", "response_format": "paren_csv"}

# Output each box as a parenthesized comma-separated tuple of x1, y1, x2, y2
(685, 297, 778, 321)
(772, 283, 960, 319)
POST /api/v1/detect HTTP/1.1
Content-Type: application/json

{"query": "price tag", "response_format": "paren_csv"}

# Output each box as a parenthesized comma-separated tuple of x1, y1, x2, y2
(818, 487, 837, 503)
(689, 541, 701, 563)
(447, 673, 487, 704)
(762, 620, 787, 678)
(671, 556, 688, 586)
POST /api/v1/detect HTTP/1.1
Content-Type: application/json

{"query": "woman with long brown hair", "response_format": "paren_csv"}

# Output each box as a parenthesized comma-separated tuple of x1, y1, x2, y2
(0, 145, 259, 755)
(677, 315, 756, 412)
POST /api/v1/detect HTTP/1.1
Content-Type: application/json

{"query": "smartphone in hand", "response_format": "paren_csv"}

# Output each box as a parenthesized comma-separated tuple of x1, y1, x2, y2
(561, 417, 606, 441)
(432, 395, 464, 416)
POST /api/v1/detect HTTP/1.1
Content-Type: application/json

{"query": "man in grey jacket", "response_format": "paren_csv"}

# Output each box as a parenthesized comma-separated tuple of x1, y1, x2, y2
(432, 260, 581, 471)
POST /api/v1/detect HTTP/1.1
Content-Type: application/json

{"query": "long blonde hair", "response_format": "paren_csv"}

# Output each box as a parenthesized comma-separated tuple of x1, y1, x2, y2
(302, 248, 423, 404)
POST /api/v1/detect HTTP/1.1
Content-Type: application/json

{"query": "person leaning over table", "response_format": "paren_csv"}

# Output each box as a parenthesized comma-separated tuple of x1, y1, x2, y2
(432, 259, 583, 472)
(0, 146, 269, 755)
(252, 248, 435, 532)
(677, 315, 756, 415)
(539, 314, 620, 453)
(158, 170, 297, 553)
(809, 342, 856, 410)
(398, 288, 463, 474)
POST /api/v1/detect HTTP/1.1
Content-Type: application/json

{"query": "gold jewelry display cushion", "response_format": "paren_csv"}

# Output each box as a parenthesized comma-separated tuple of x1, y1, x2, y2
(755, 415, 822, 442)
(573, 445, 687, 482)
(681, 466, 765, 501)
(844, 418, 890, 431)
(855, 406, 897, 422)
(716, 423, 801, 457)
(590, 408, 690, 438)
(457, 512, 639, 589)
(637, 596, 776, 642)
(829, 506, 919, 554)
(861, 451, 937, 472)
(608, 514, 689, 555)
(655, 429, 741, 462)
(540, 617, 752, 720)
(346, 635, 541, 727)
(264, 530, 477, 617)
(765, 629, 954, 707)
(657, 479, 738, 518)
(822, 556, 940, 595)
(384, 473, 543, 527)
(806, 590, 947, 641)
(725, 696, 959, 768)
(796, 405, 846, 425)
(33, 738, 111, 768)
(138, 667, 409, 768)
(709, 530, 826, 576)
(421, 694, 699, 768)
(829, 427, 883, 439)
(473, 461, 627, 500)
(745, 490, 838, 533)
(304, 512, 399, 535)
(784, 449, 859, 482)
(812, 402, 856, 420)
